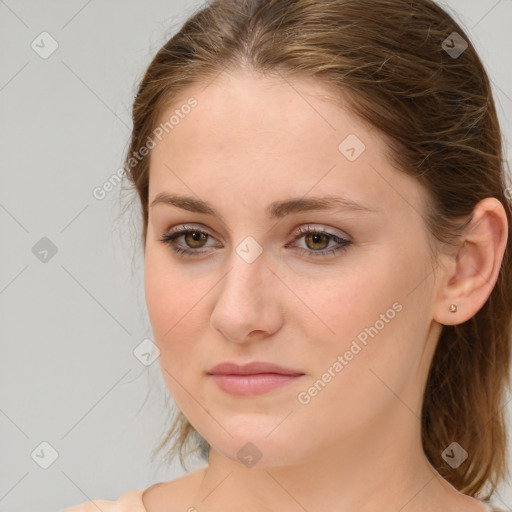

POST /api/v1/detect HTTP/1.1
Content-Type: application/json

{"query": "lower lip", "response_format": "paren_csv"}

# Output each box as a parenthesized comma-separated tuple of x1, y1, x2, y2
(209, 373, 303, 396)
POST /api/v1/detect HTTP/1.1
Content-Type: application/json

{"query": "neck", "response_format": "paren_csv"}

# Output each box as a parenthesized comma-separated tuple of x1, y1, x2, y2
(191, 403, 452, 512)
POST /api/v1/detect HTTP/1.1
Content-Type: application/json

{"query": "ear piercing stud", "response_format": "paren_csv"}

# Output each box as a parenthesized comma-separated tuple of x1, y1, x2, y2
(449, 304, 458, 313)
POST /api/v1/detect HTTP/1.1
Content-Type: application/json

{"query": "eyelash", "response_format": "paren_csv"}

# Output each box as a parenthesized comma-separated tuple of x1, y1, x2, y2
(158, 224, 352, 259)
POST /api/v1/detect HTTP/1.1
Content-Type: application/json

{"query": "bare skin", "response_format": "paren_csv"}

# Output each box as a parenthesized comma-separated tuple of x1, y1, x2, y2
(142, 466, 493, 512)
(142, 68, 507, 512)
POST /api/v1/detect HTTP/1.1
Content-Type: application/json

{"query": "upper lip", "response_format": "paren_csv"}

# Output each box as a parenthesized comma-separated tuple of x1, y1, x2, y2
(207, 361, 304, 376)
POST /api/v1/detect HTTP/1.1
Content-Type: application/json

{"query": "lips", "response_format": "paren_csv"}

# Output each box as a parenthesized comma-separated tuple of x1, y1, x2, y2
(207, 361, 305, 396)
(207, 361, 304, 376)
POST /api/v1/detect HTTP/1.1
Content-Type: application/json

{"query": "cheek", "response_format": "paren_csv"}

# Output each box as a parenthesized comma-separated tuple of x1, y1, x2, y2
(144, 262, 203, 405)
(290, 259, 398, 351)
(144, 247, 201, 359)
(293, 251, 426, 386)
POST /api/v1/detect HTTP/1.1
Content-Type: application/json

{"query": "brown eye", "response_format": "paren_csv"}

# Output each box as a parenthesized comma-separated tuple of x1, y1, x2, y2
(304, 232, 330, 251)
(159, 226, 217, 257)
(290, 225, 352, 258)
(184, 231, 209, 248)
(160, 224, 352, 259)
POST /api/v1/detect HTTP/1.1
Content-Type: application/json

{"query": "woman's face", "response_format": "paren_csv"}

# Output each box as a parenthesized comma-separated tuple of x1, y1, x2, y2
(144, 69, 443, 467)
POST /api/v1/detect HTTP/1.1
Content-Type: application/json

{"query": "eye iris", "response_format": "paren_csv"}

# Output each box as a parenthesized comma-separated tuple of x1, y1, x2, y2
(305, 233, 329, 250)
(176, 230, 335, 252)
(185, 231, 207, 248)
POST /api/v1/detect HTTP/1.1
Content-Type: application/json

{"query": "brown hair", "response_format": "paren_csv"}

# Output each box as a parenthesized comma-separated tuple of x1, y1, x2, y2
(122, 0, 512, 499)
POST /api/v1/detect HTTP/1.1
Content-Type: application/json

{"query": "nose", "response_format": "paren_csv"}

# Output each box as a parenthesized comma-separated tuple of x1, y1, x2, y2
(210, 251, 284, 343)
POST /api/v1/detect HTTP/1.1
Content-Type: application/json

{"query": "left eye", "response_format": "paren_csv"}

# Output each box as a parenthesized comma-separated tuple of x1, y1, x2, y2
(289, 225, 352, 257)
(159, 225, 352, 258)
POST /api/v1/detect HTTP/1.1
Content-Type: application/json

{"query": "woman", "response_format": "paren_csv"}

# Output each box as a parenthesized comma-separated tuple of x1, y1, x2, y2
(62, 0, 511, 510)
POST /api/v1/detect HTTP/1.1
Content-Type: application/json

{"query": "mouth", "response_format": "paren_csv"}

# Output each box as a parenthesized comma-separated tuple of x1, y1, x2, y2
(207, 361, 305, 396)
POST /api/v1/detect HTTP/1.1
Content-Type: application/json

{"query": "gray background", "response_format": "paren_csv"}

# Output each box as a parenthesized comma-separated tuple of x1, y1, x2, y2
(0, 1, 511, 511)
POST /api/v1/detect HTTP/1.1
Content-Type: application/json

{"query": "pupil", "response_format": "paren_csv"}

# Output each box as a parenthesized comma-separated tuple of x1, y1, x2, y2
(307, 233, 327, 250)
(185, 231, 206, 248)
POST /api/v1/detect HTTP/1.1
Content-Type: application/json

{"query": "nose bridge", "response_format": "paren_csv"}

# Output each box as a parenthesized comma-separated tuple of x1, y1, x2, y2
(220, 229, 268, 289)
(210, 238, 282, 341)
(221, 240, 268, 307)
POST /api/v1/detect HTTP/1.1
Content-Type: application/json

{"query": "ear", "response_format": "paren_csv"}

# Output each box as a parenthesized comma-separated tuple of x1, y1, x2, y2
(433, 197, 509, 326)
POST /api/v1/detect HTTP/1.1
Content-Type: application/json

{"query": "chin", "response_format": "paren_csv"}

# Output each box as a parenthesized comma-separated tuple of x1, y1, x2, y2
(205, 428, 307, 469)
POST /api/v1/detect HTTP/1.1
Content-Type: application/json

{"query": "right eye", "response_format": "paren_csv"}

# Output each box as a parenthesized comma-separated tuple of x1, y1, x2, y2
(159, 225, 219, 257)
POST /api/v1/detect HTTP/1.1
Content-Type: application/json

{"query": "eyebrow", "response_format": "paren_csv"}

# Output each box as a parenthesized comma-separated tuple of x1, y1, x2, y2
(150, 193, 379, 221)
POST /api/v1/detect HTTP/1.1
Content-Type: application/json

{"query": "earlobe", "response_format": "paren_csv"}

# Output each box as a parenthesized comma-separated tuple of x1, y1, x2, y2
(433, 197, 509, 326)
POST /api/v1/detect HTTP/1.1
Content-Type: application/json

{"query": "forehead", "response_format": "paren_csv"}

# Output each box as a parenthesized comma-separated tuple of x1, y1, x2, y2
(148, 69, 425, 219)
(154, 69, 362, 157)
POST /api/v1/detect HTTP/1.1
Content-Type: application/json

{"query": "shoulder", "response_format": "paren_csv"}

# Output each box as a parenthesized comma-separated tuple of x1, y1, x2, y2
(141, 467, 207, 512)
(60, 467, 207, 512)
(60, 490, 146, 512)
